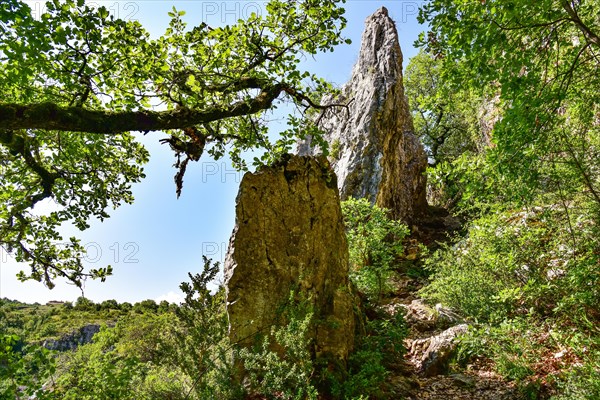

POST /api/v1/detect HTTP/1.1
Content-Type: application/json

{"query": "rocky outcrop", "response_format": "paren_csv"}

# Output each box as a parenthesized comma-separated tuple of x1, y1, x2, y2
(402, 299, 462, 332)
(398, 298, 467, 377)
(407, 324, 469, 377)
(224, 155, 356, 365)
(42, 324, 101, 351)
(298, 7, 428, 223)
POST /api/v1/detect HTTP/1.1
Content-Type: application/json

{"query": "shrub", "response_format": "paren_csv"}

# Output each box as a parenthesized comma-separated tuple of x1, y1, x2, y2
(423, 202, 600, 396)
(133, 299, 158, 313)
(73, 296, 95, 312)
(239, 292, 318, 399)
(170, 257, 240, 399)
(54, 315, 188, 399)
(420, 206, 582, 323)
(341, 198, 409, 301)
(173, 258, 319, 399)
(455, 321, 537, 381)
(99, 299, 119, 311)
(0, 334, 55, 400)
(330, 138, 341, 160)
(552, 353, 600, 400)
(329, 312, 408, 399)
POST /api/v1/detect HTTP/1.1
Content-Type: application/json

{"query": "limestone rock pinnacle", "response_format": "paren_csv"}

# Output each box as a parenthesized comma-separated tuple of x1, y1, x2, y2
(298, 7, 428, 223)
(224, 155, 357, 367)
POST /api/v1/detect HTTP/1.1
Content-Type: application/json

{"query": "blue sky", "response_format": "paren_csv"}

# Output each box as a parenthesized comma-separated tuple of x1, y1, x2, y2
(1, 0, 427, 304)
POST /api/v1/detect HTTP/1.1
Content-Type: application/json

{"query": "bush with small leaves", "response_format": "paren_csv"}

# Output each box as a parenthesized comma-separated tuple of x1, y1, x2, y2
(342, 198, 409, 301)
(0, 334, 56, 400)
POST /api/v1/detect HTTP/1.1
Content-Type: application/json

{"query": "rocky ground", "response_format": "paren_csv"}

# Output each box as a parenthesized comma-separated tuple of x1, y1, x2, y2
(381, 279, 524, 400)
(379, 208, 526, 400)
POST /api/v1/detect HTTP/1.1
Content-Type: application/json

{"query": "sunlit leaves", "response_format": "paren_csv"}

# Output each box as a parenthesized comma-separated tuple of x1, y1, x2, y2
(342, 198, 409, 301)
(404, 50, 483, 165)
(419, 0, 600, 212)
(0, 0, 349, 288)
(0, 131, 148, 288)
(0, 334, 56, 399)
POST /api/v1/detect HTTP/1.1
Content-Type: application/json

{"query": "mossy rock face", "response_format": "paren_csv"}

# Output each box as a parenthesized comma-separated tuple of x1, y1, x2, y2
(225, 155, 357, 367)
(298, 7, 428, 224)
(330, 139, 341, 160)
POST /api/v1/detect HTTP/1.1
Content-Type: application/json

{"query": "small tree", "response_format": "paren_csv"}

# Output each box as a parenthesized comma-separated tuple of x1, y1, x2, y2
(405, 50, 483, 166)
(74, 296, 95, 311)
(133, 300, 158, 314)
(341, 198, 409, 301)
(99, 299, 119, 311)
(157, 300, 171, 314)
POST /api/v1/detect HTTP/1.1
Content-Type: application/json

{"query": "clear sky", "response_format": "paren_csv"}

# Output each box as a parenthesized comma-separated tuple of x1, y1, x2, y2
(1, 0, 428, 304)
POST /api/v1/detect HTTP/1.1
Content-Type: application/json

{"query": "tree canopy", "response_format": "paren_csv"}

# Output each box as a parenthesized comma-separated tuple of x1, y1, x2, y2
(415, 4, 600, 395)
(0, 0, 349, 288)
(418, 0, 600, 209)
(404, 49, 483, 166)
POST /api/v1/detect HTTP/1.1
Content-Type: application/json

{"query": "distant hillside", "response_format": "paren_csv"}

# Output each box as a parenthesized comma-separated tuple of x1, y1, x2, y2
(0, 297, 176, 344)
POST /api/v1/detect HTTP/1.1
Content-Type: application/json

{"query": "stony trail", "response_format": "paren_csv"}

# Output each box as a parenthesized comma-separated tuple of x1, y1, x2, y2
(379, 209, 525, 400)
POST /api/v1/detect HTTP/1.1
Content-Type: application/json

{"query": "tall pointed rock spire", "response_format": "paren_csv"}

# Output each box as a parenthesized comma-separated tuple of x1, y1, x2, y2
(298, 7, 427, 223)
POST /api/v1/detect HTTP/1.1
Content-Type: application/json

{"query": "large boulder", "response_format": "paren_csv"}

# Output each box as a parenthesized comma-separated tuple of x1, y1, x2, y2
(224, 155, 356, 365)
(298, 7, 428, 223)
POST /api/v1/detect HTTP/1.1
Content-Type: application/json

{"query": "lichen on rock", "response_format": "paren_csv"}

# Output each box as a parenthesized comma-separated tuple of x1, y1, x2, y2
(224, 155, 357, 366)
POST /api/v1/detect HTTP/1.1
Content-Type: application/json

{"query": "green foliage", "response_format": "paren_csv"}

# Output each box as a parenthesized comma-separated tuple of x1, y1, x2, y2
(422, 205, 599, 324)
(171, 258, 334, 399)
(54, 313, 189, 399)
(55, 338, 147, 399)
(330, 138, 341, 160)
(404, 50, 483, 167)
(418, 0, 600, 215)
(342, 198, 409, 301)
(0, 297, 197, 399)
(1, 258, 409, 399)
(0, 0, 351, 288)
(2, 258, 369, 399)
(456, 320, 600, 399)
(552, 349, 600, 400)
(239, 292, 318, 399)
(169, 257, 240, 399)
(74, 296, 95, 311)
(99, 299, 119, 311)
(0, 334, 55, 399)
(0, 298, 171, 398)
(403, 49, 508, 210)
(0, 296, 176, 345)
(425, 153, 506, 215)
(406, 2, 600, 396)
(333, 313, 408, 399)
(132, 299, 158, 314)
(455, 321, 537, 381)
(423, 202, 600, 394)
(173, 259, 320, 399)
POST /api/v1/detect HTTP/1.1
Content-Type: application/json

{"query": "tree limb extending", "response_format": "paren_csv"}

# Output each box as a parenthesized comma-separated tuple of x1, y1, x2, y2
(0, 83, 286, 134)
(561, 0, 600, 48)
